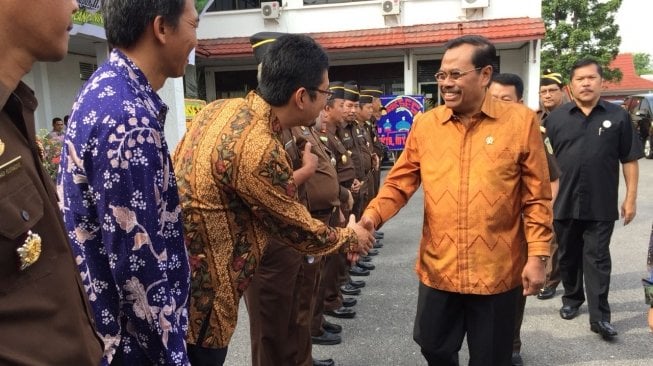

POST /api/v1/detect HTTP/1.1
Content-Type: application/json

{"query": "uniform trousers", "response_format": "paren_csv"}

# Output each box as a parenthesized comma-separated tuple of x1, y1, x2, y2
(555, 219, 615, 322)
(314, 253, 344, 334)
(413, 283, 519, 366)
(244, 239, 303, 366)
(544, 234, 561, 289)
(297, 257, 323, 365)
(314, 212, 345, 335)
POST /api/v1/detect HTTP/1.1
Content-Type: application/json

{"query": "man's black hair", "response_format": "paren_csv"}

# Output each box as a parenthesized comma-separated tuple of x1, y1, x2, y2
(570, 58, 603, 79)
(491, 73, 524, 100)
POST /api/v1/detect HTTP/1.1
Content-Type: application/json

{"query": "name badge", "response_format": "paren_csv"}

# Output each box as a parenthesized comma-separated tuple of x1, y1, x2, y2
(0, 156, 22, 180)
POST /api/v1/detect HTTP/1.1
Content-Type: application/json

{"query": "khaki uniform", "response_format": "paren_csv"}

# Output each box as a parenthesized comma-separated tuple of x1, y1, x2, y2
(367, 117, 386, 195)
(0, 82, 103, 365)
(313, 126, 357, 332)
(339, 121, 373, 219)
(246, 124, 341, 366)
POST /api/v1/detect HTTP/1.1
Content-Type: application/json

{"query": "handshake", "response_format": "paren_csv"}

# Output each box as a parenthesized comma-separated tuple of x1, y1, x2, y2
(345, 214, 376, 264)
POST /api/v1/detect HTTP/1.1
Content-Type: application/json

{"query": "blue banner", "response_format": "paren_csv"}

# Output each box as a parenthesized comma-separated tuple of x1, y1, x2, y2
(378, 95, 424, 151)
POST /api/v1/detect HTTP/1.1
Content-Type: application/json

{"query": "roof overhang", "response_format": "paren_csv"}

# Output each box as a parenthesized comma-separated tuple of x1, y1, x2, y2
(197, 16, 544, 67)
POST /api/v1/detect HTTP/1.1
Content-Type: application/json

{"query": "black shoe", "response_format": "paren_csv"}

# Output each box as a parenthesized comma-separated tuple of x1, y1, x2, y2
(342, 297, 357, 308)
(311, 330, 342, 345)
(511, 352, 523, 366)
(375, 231, 384, 239)
(348, 279, 366, 289)
(559, 305, 580, 320)
(359, 255, 373, 262)
(322, 319, 342, 334)
(340, 283, 361, 295)
(356, 261, 375, 271)
(590, 321, 618, 339)
(373, 240, 384, 249)
(313, 358, 335, 366)
(366, 249, 379, 256)
(325, 307, 356, 319)
(537, 286, 556, 300)
(349, 265, 370, 276)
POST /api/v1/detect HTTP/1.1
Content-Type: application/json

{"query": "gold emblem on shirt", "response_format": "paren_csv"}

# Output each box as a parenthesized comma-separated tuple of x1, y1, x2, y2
(0, 138, 5, 157)
(17, 230, 42, 270)
(342, 154, 348, 164)
(485, 136, 494, 145)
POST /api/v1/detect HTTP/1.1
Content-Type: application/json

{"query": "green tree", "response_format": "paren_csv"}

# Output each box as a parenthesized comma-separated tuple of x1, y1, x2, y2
(541, 0, 622, 82)
(633, 53, 653, 75)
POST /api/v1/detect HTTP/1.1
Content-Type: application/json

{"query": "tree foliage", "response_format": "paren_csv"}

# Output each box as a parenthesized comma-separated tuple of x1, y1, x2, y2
(541, 0, 622, 82)
(633, 53, 653, 75)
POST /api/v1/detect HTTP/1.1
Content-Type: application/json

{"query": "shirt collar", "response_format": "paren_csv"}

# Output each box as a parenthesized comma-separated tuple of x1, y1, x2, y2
(247, 90, 282, 137)
(1, 81, 37, 113)
(440, 92, 498, 124)
(108, 49, 168, 125)
(569, 98, 608, 114)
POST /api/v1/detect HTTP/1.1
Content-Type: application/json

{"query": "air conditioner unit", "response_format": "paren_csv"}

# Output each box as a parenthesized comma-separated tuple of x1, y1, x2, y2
(382, 0, 401, 16)
(461, 0, 489, 9)
(261, 2, 280, 19)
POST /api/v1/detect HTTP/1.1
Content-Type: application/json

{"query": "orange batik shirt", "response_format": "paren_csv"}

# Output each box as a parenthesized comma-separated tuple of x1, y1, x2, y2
(364, 96, 553, 295)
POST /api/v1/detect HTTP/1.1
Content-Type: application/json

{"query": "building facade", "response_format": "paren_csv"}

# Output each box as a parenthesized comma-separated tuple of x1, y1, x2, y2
(197, 0, 545, 111)
(21, 8, 187, 150)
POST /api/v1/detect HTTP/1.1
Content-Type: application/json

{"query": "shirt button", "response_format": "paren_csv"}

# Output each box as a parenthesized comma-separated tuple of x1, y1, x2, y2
(21, 210, 30, 221)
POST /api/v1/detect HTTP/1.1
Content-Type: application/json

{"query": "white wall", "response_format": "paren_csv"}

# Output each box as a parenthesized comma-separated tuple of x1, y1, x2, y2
(197, 0, 541, 39)
(23, 55, 92, 132)
(23, 51, 188, 148)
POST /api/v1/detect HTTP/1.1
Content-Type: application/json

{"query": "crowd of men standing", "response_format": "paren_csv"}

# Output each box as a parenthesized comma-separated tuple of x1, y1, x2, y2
(2, 1, 651, 366)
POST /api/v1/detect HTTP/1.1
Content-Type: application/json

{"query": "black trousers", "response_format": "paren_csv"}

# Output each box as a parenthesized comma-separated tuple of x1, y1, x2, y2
(413, 283, 519, 366)
(555, 219, 615, 323)
(187, 344, 228, 366)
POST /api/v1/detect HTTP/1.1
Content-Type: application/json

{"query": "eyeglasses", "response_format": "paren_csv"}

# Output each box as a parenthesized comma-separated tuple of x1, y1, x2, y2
(308, 87, 335, 97)
(434, 67, 482, 82)
(539, 87, 561, 96)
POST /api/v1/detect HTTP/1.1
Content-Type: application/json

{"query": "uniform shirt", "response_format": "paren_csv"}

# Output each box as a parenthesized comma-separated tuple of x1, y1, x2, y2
(319, 127, 356, 205)
(59, 49, 190, 366)
(338, 122, 372, 180)
(364, 96, 553, 295)
(282, 125, 340, 213)
(545, 100, 643, 221)
(173, 91, 357, 349)
(0, 82, 103, 365)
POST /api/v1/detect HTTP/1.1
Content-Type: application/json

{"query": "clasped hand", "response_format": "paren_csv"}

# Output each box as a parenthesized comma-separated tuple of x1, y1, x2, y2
(346, 214, 375, 263)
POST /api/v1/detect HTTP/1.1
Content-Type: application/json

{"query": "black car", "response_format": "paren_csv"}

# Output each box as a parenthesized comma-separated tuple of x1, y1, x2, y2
(623, 94, 653, 158)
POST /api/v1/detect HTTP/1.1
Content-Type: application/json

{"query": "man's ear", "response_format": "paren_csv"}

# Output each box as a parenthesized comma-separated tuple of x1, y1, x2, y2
(480, 65, 493, 88)
(152, 15, 167, 44)
(294, 88, 307, 111)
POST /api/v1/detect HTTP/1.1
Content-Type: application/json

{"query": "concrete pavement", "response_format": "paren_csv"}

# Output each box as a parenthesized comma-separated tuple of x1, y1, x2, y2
(223, 160, 653, 365)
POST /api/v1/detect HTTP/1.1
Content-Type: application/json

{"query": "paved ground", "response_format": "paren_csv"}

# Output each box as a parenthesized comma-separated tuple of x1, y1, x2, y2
(223, 160, 653, 365)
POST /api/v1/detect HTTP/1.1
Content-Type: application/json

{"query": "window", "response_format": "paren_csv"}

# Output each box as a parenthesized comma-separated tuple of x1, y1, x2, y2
(304, 0, 373, 5)
(207, 0, 271, 12)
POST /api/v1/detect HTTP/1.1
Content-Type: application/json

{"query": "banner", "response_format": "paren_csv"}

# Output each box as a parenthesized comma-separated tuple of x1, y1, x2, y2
(378, 95, 424, 151)
(71, 8, 105, 39)
(185, 99, 207, 130)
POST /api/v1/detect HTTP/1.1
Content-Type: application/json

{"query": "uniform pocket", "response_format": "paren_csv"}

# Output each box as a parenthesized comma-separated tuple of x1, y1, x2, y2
(0, 165, 47, 294)
(0, 166, 44, 238)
